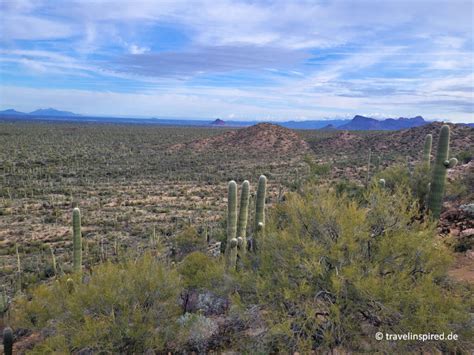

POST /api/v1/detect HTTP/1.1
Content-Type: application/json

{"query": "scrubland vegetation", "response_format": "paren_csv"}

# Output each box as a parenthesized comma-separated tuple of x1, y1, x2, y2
(0, 121, 473, 353)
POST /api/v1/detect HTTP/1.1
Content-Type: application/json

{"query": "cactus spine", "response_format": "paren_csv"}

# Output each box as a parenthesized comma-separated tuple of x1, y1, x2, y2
(427, 125, 458, 219)
(423, 134, 432, 169)
(236, 180, 250, 255)
(72, 207, 82, 272)
(3, 327, 13, 355)
(225, 181, 238, 257)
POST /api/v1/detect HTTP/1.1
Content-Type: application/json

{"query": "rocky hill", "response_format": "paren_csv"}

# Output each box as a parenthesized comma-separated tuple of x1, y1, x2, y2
(170, 123, 311, 155)
(310, 122, 473, 160)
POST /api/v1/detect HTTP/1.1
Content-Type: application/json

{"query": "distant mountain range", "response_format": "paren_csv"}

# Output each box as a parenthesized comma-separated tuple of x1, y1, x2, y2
(203, 116, 429, 130)
(0, 108, 81, 117)
(338, 115, 427, 130)
(1, 108, 470, 130)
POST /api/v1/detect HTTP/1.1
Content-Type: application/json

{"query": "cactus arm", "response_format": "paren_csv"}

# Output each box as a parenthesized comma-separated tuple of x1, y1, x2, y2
(72, 207, 82, 272)
(253, 175, 267, 251)
(236, 180, 250, 256)
(423, 134, 432, 168)
(225, 181, 238, 256)
(447, 158, 458, 168)
(378, 179, 386, 188)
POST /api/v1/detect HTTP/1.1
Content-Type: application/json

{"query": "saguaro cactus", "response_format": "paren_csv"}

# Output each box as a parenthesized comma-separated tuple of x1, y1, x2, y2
(236, 180, 250, 255)
(72, 207, 82, 272)
(225, 238, 238, 272)
(366, 149, 371, 187)
(225, 181, 238, 256)
(427, 125, 458, 219)
(66, 278, 75, 294)
(423, 134, 432, 168)
(378, 179, 386, 188)
(3, 327, 13, 355)
(15, 244, 21, 293)
(50, 246, 57, 276)
(253, 175, 267, 251)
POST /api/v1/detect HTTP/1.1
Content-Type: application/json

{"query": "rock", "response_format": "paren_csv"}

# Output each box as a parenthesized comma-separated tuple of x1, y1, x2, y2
(450, 228, 460, 237)
(181, 290, 229, 316)
(178, 313, 219, 353)
(460, 228, 474, 238)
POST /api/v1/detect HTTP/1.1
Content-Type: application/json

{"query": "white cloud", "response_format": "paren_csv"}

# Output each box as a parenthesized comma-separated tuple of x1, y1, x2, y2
(128, 44, 150, 55)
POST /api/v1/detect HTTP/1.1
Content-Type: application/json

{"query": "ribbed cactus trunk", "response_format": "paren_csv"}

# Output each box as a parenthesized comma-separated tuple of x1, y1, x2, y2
(253, 175, 267, 251)
(236, 180, 250, 256)
(225, 181, 238, 257)
(225, 238, 238, 272)
(423, 134, 432, 169)
(50, 246, 57, 276)
(15, 244, 21, 293)
(3, 327, 13, 355)
(427, 125, 458, 219)
(366, 149, 371, 187)
(72, 207, 82, 272)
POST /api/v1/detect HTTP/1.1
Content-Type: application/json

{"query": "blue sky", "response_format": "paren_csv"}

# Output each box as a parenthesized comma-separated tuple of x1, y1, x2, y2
(0, 0, 473, 122)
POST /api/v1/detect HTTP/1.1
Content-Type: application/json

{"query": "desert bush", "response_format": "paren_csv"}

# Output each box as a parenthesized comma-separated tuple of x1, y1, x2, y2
(12, 254, 182, 353)
(456, 150, 472, 164)
(239, 185, 471, 353)
(173, 226, 207, 260)
(375, 164, 411, 192)
(178, 251, 225, 291)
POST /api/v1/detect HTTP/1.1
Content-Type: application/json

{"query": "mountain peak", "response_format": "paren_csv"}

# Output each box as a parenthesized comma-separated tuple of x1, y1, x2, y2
(0, 109, 27, 116)
(211, 118, 225, 126)
(29, 108, 80, 117)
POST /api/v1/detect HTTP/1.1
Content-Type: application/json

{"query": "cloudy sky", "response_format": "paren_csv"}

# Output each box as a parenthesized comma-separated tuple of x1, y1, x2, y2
(0, 0, 473, 122)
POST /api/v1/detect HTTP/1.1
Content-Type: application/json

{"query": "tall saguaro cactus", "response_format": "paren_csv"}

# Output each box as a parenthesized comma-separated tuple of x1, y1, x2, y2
(72, 207, 82, 272)
(427, 125, 458, 219)
(236, 180, 250, 255)
(366, 149, 371, 187)
(253, 175, 267, 251)
(225, 181, 238, 256)
(423, 134, 432, 169)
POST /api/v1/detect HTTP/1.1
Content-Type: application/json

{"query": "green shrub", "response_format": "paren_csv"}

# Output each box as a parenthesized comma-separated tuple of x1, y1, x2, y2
(12, 254, 182, 353)
(375, 164, 411, 192)
(177, 251, 225, 291)
(239, 185, 471, 353)
(174, 226, 207, 259)
(456, 150, 472, 164)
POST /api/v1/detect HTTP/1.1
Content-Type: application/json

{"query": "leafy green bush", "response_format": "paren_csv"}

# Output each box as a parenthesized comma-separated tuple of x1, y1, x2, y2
(12, 254, 182, 353)
(173, 226, 207, 260)
(239, 185, 471, 353)
(375, 164, 411, 192)
(178, 251, 225, 290)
